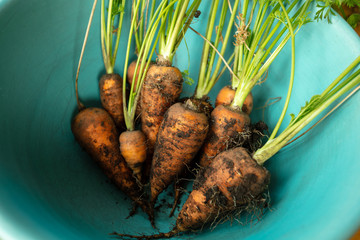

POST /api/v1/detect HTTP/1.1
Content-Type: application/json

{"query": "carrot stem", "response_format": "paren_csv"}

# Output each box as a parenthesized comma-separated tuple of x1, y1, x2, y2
(122, 0, 177, 130)
(268, 0, 296, 140)
(230, 0, 311, 110)
(253, 56, 360, 165)
(194, 0, 240, 99)
(158, 0, 202, 64)
(100, 0, 126, 74)
(75, 0, 98, 111)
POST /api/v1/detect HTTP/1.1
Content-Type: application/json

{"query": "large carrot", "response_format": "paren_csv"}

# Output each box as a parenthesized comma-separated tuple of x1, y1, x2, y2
(140, 0, 202, 156)
(71, 108, 154, 226)
(198, 0, 312, 167)
(149, 0, 240, 213)
(114, 147, 270, 239)
(150, 101, 209, 205)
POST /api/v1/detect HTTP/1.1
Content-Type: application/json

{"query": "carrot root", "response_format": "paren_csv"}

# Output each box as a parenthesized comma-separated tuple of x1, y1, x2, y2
(150, 101, 209, 208)
(198, 104, 251, 167)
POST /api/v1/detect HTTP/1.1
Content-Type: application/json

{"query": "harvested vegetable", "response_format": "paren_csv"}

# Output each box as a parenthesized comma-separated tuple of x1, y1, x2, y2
(99, 0, 126, 129)
(71, 108, 153, 226)
(149, 0, 238, 212)
(140, 0, 202, 155)
(120, 0, 175, 182)
(198, 0, 312, 167)
(71, 0, 157, 225)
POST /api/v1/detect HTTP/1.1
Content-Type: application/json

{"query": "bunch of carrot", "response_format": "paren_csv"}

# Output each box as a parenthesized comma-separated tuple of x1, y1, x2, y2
(70, 0, 360, 239)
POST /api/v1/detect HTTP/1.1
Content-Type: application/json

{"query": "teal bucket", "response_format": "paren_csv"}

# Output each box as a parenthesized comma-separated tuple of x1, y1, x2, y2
(1, 1, 360, 239)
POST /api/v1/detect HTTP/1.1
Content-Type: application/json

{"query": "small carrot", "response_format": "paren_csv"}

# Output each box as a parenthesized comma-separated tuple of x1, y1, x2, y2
(215, 85, 253, 115)
(119, 130, 147, 181)
(98, 0, 126, 129)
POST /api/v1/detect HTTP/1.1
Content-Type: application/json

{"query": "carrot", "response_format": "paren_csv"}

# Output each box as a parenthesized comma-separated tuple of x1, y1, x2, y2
(99, 73, 124, 129)
(147, 0, 239, 211)
(215, 85, 253, 115)
(121, 0, 178, 183)
(140, 0, 202, 156)
(119, 130, 147, 181)
(71, 107, 154, 226)
(114, 147, 270, 239)
(126, 60, 139, 88)
(140, 64, 183, 154)
(97, 0, 126, 128)
(149, 101, 209, 208)
(198, 104, 250, 167)
(127, 60, 154, 89)
(175, 147, 269, 233)
(197, 1, 313, 167)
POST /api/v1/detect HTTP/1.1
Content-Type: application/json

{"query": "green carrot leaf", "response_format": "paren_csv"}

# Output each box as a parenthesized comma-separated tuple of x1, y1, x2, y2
(182, 70, 195, 85)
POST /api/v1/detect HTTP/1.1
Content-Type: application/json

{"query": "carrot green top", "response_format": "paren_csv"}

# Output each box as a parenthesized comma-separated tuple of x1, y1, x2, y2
(157, 0, 202, 66)
(132, 0, 156, 55)
(253, 56, 360, 165)
(193, 0, 240, 100)
(100, 0, 126, 74)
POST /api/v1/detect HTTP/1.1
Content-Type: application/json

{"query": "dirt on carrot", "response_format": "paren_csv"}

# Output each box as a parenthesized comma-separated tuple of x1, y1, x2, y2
(140, 63, 183, 156)
(99, 73, 124, 130)
(114, 147, 270, 239)
(198, 104, 251, 168)
(149, 100, 209, 210)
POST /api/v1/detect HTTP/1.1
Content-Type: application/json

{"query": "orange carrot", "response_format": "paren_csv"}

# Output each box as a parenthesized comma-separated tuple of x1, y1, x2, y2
(99, 73, 124, 129)
(215, 85, 253, 115)
(140, 63, 183, 155)
(198, 104, 250, 167)
(71, 107, 154, 226)
(149, 101, 209, 210)
(119, 130, 147, 181)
